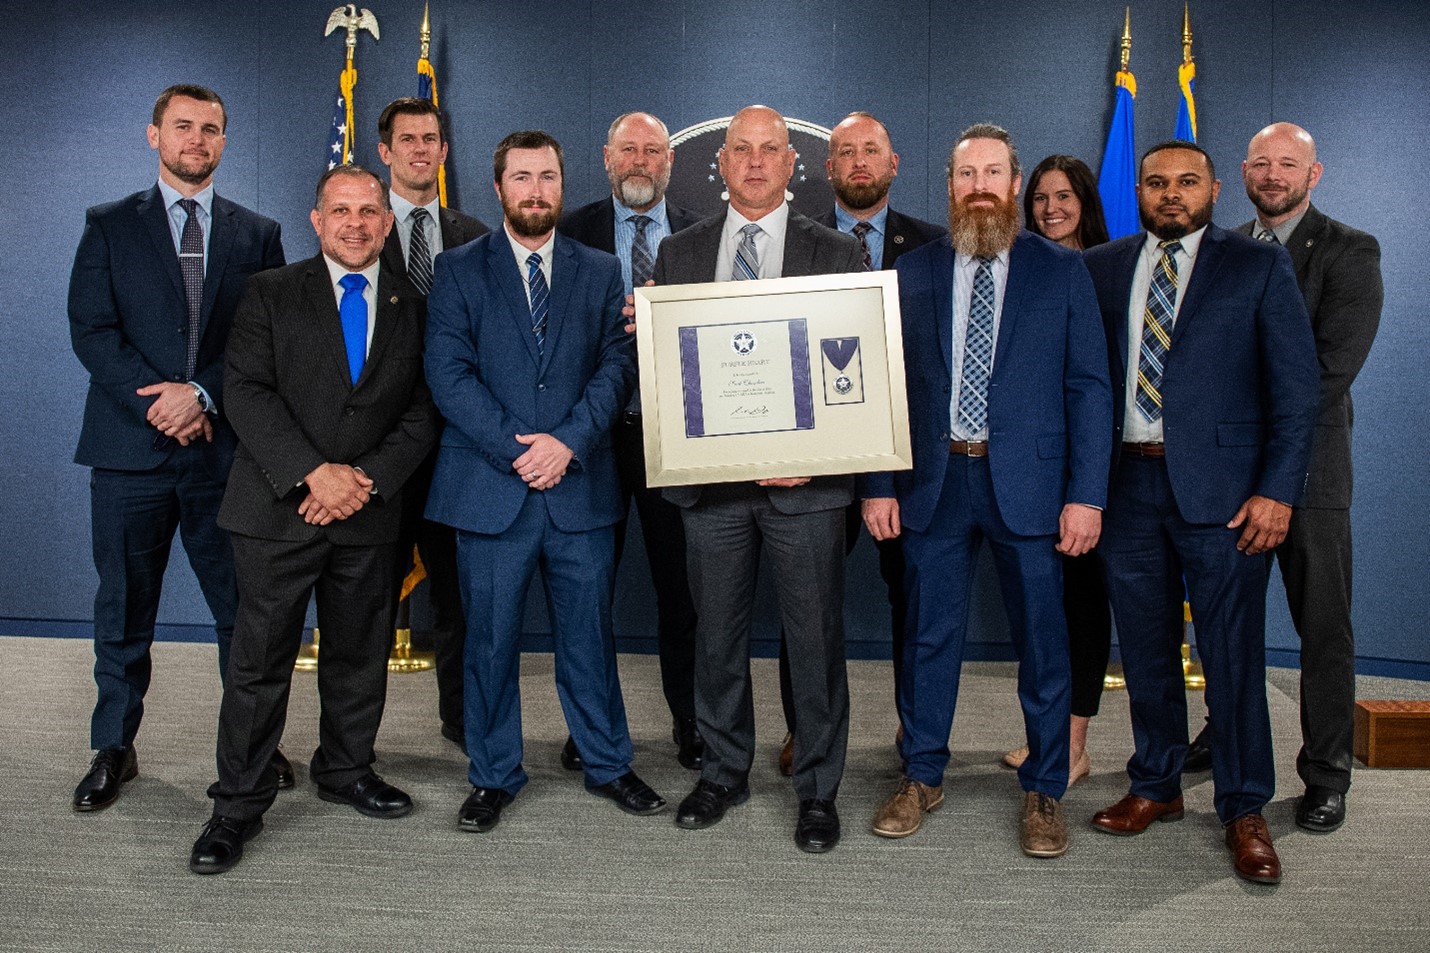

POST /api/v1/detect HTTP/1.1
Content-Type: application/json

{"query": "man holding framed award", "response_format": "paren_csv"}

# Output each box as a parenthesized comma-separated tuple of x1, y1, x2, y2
(651, 105, 864, 853)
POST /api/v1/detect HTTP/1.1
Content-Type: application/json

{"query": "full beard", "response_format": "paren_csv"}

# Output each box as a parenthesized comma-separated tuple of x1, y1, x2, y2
(947, 191, 1020, 258)
(1139, 199, 1213, 240)
(505, 199, 562, 238)
(610, 168, 671, 209)
(833, 173, 893, 212)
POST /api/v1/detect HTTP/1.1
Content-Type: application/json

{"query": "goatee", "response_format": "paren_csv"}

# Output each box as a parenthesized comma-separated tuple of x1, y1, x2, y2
(948, 190, 1020, 258)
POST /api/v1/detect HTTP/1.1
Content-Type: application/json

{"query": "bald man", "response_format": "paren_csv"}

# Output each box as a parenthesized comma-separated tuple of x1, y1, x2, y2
(1237, 122, 1382, 833)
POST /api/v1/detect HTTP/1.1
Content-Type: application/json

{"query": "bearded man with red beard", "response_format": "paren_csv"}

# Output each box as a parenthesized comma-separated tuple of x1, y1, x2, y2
(860, 123, 1112, 859)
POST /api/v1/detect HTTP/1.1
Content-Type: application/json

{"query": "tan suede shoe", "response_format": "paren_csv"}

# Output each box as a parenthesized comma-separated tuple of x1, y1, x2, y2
(871, 777, 944, 839)
(1020, 791, 1069, 858)
(1002, 746, 1092, 787)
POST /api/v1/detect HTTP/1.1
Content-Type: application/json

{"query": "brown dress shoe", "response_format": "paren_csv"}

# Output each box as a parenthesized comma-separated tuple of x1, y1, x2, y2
(1091, 793, 1185, 835)
(1225, 813, 1281, 884)
(1020, 791, 1068, 858)
(778, 732, 794, 777)
(872, 777, 944, 838)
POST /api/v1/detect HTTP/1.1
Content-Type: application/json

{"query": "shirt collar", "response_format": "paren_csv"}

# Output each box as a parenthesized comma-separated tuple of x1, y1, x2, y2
(158, 179, 214, 217)
(954, 244, 1011, 270)
(614, 194, 667, 225)
(834, 203, 889, 235)
(1256, 208, 1307, 246)
(725, 201, 790, 237)
(1142, 224, 1208, 259)
(389, 189, 439, 224)
(504, 222, 556, 266)
(322, 255, 381, 294)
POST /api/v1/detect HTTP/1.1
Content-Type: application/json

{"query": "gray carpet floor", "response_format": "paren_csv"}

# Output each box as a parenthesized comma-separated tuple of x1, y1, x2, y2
(2, 634, 1428, 953)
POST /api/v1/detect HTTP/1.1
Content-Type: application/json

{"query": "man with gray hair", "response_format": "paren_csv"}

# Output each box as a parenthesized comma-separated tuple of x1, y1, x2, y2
(559, 112, 704, 772)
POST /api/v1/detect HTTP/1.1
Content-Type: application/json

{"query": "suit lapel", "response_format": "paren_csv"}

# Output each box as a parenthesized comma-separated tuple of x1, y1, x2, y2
(541, 237, 579, 374)
(489, 230, 543, 367)
(1171, 225, 1227, 345)
(993, 232, 1034, 371)
(930, 238, 956, 381)
(1287, 205, 1326, 277)
(138, 187, 184, 298)
(201, 196, 236, 327)
(783, 213, 819, 277)
(380, 229, 408, 283)
(1109, 237, 1142, 376)
(361, 270, 406, 385)
(301, 259, 355, 391)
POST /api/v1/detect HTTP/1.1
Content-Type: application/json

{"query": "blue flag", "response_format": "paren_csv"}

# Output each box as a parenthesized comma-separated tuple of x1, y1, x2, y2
(325, 90, 348, 170)
(1098, 68, 1140, 239)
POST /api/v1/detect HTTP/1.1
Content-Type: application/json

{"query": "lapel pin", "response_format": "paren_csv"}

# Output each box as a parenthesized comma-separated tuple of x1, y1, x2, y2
(1305, 240, 1314, 248)
(893, 235, 904, 244)
(390, 295, 399, 304)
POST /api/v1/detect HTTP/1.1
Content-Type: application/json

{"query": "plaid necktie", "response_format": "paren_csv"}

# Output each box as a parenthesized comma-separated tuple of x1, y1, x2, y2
(1135, 240, 1183, 422)
(630, 214, 655, 288)
(851, 221, 874, 272)
(177, 198, 204, 378)
(408, 207, 434, 295)
(527, 252, 549, 354)
(956, 257, 996, 435)
(338, 273, 368, 384)
(732, 223, 761, 280)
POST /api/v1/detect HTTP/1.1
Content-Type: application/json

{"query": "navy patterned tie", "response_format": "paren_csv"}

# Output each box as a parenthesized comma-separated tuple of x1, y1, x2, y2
(956, 257, 996, 435)
(732, 223, 761, 280)
(852, 221, 874, 272)
(527, 252, 549, 354)
(177, 198, 204, 378)
(408, 207, 434, 295)
(630, 214, 655, 288)
(1135, 240, 1183, 422)
(1257, 227, 1279, 244)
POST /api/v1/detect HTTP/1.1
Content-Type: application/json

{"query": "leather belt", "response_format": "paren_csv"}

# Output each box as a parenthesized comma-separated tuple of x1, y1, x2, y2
(1121, 441, 1166, 458)
(949, 440, 989, 458)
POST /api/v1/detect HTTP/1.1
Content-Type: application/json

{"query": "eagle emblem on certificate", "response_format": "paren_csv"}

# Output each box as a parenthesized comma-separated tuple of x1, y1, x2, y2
(820, 337, 864, 405)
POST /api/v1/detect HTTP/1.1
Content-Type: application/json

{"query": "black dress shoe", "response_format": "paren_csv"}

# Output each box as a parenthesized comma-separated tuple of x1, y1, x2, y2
(1296, 785, 1347, 833)
(271, 748, 294, 790)
(590, 771, 667, 816)
(190, 815, 263, 875)
(73, 745, 137, 812)
(673, 719, 705, 771)
(560, 736, 583, 771)
(675, 778, 749, 829)
(1183, 724, 1213, 774)
(795, 798, 841, 853)
(316, 773, 413, 819)
(440, 722, 467, 753)
(458, 787, 514, 833)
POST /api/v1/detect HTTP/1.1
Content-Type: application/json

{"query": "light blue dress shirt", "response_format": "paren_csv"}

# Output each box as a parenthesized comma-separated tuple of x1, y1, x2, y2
(834, 204, 889, 270)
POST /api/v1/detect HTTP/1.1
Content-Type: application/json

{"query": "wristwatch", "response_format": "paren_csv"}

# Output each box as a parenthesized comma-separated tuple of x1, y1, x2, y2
(193, 385, 212, 414)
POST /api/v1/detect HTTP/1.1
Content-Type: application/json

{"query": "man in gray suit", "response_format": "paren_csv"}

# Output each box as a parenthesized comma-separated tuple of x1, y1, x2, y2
(652, 105, 863, 853)
(1239, 122, 1382, 833)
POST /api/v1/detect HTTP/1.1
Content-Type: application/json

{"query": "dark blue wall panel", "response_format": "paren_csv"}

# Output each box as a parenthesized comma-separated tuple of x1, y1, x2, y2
(1, 0, 1425, 676)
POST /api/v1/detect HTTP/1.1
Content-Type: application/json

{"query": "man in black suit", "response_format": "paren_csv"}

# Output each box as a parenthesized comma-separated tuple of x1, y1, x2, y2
(1238, 122, 1382, 833)
(653, 105, 864, 853)
(67, 84, 285, 812)
(376, 98, 489, 749)
(558, 111, 705, 771)
(769, 112, 946, 771)
(189, 165, 437, 874)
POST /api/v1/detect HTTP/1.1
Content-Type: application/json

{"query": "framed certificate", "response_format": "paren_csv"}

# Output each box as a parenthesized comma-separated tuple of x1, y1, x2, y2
(634, 271, 912, 487)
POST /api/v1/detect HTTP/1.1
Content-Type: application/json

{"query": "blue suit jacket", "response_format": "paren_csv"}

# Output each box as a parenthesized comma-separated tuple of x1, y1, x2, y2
(861, 231, 1113, 537)
(68, 185, 285, 475)
(423, 229, 635, 535)
(1083, 224, 1319, 522)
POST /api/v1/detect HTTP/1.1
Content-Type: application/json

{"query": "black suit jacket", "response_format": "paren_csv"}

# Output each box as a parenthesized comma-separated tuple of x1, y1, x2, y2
(379, 204, 488, 293)
(68, 185, 285, 474)
(652, 209, 864, 513)
(1237, 205, 1382, 509)
(218, 254, 437, 545)
(811, 206, 947, 269)
(558, 195, 703, 256)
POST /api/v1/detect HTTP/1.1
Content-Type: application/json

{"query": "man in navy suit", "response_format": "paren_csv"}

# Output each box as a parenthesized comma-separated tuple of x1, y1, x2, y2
(862, 124, 1111, 858)
(558, 111, 705, 772)
(67, 84, 284, 812)
(424, 131, 663, 834)
(376, 97, 490, 750)
(1083, 141, 1318, 885)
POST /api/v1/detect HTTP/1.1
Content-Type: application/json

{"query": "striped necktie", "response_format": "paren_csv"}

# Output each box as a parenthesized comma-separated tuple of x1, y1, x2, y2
(956, 257, 996, 435)
(527, 252, 549, 354)
(408, 207, 434, 295)
(851, 221, 874, 272)
(732, 223, 761, 280)
(630, 214, 655, 288)
(1135, 240, 1183, 422)
(177, 198, 204, 378)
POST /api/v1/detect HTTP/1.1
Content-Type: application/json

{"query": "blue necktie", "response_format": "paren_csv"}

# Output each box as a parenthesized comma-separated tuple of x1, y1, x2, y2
(1135, 240, 1182, 423)
(732, 223, 761, 280)
(956, 257, 996, 435)
(338, 273, 368, 384)
(527, 252, 549, 354)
